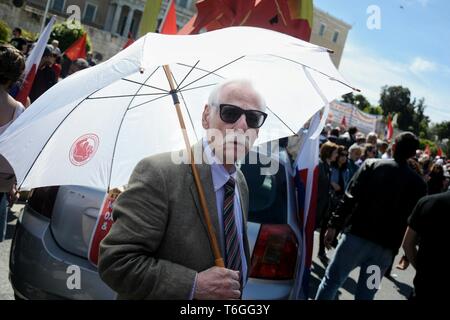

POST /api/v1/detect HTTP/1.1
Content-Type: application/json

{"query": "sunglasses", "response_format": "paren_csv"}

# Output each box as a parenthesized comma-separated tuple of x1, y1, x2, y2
(218, 104, 268, 129)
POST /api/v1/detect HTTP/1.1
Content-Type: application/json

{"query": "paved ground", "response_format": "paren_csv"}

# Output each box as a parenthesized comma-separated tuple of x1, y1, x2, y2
(0, 204, 22, 300)
(0, 204, 415, 300)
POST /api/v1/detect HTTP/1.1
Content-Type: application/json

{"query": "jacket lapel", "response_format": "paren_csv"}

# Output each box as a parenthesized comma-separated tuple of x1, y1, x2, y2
(189, 142, 223, 257)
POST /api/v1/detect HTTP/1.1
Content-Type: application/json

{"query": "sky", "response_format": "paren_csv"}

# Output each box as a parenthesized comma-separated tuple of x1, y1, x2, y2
(314, 0, 450, 123)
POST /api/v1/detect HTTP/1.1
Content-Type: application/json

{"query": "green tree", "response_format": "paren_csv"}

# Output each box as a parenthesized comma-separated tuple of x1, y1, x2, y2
(379, 85, 430, 135)
(431, 121, 450, 140)
(412, 98, 430, 137)
(363, 105, 383, 115)
(0, 20, 11, 43)
(342, 92, 371, 110)
(50, 22, 91, 53)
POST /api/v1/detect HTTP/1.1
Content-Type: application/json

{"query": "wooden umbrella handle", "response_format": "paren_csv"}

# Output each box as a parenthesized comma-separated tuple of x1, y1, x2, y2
(162, 65, 225, 268)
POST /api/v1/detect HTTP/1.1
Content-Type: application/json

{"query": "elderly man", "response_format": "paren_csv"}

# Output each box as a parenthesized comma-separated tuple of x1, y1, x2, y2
(98, 79, 268, 300)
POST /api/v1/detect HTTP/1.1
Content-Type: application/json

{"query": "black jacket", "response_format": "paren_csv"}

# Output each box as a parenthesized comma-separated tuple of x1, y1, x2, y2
(328, 159, 427, 252)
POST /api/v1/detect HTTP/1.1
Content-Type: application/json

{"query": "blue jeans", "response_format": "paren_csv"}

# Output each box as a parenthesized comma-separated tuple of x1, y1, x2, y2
(315, 233, 393, 300)
(0, 193, 7, 242)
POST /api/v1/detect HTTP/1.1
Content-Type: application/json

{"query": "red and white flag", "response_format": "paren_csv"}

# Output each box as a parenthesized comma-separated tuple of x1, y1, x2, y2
(385, 113, 394, 141)
(159, 0, 177, 34)
(292, 110, 322, 299)
(15, 16, 56, 106)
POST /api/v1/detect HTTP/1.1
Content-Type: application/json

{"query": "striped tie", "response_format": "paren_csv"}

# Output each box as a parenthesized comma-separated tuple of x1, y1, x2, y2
(223, 178, 242, 282)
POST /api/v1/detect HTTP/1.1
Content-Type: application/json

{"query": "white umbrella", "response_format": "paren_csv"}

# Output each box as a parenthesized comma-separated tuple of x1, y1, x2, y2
(0, 26, 355, 192)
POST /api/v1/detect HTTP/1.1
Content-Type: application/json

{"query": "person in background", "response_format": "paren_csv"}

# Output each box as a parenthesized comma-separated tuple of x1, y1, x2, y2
(327, 128, 340, 145)
(9, 28, 27, 54)
(339, 126, 358, 149)
(67, 58, 89, 77)
(356, 143, 376, 166)
(29, 45, 57, 103)
(0, 44, 26, 242)
(378, 141, 389, 159)
(86, 52, 97, 66)
(355, 132, 366, 146)
(51, 39, 62, 56)
(402, 191, 450, 300)
(426, 164, 445, 195)
(317, 141, 339, 262)
(347, 144, 362, 179)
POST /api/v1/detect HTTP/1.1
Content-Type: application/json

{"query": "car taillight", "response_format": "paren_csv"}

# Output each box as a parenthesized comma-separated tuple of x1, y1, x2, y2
(249, 224, 298, 280)
(27, 186, 60, 219)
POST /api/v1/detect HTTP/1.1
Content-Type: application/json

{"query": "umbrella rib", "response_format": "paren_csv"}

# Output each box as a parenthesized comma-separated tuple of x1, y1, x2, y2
(170, 68, 199, 142)
(179, 56, 246, 91)
(175, 60, 200, 91)
(269, 54, 360, 92)
(176, 62, 226, 80)
(178, 83, 219, 93)
(17, 87, 104, 190)
(107, 67, 162, 190)
(266, 106, 296, 135)
(86, 92, 168, 100)
(122, 78, 170, 93)
(127, 93, 172, 110)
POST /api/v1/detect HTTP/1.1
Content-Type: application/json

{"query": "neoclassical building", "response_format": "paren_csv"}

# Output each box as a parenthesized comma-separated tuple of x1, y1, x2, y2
(1, 0, 350, 67)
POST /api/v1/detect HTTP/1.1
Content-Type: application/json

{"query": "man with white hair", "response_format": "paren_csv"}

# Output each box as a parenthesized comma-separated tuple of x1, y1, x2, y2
(99, 79, 268, 300)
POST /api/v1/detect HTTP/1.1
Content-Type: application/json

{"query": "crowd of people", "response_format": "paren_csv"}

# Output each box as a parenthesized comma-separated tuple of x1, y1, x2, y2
(312, 124, 449, 300)
(8, 27, 96, 104)
(0, 28, 98, 242)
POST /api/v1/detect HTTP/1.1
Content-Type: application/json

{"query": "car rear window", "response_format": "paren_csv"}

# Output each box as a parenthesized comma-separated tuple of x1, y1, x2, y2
(240, 159, 288, 224)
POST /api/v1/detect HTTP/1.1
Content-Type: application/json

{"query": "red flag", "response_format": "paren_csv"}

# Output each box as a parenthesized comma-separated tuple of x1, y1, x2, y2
(437, 147, 443, 157)
(65, 33, 87, 61)
(424, 144, 431, 156)
(160, 0, 177, 34)
(122, 33, 135, 50)
(178, 0, 314, 41)
(16, 64, 37, 106)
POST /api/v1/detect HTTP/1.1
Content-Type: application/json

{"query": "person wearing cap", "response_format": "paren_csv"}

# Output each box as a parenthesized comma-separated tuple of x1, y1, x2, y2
(29, 45, 57, 103)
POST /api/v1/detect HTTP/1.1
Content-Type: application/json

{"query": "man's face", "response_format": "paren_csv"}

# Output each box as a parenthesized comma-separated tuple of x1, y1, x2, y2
(350, 149, 361, 161)
(202, 84, 264, 165)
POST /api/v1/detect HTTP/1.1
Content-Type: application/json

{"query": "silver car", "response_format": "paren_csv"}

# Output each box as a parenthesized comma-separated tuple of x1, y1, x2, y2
(9, 148, 300, 299)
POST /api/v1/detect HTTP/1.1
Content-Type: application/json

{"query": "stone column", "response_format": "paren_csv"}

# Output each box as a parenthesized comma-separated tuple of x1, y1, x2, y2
(123, 7, 135, 37)
(111, 4, 123, 35)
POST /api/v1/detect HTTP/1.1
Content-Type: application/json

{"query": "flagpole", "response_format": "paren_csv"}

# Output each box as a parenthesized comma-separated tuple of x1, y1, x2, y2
(159, 0, 174, 33)
(162, 64, 225, 268)
(40, 0, 51, 35)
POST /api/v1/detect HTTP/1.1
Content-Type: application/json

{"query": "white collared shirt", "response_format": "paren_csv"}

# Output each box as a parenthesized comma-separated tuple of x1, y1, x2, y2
(202, 139, 248, 285)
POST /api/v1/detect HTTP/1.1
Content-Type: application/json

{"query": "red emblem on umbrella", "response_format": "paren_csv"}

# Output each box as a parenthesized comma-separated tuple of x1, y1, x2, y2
(70, 134, 99, 166)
